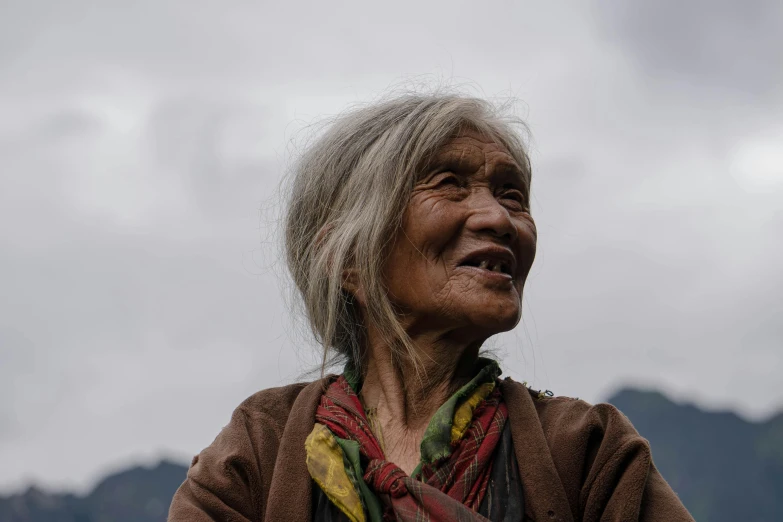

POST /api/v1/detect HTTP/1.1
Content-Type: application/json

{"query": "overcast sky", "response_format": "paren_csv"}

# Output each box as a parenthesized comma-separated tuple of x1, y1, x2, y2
(2, 0, 782, 495)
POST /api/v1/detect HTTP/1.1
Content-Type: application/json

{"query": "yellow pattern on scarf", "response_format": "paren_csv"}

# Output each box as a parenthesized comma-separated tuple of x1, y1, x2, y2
(451, 381, 496, 443)
(305, 423, 365, 522)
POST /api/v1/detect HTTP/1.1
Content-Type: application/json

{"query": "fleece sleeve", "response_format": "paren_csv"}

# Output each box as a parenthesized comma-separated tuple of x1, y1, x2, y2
(167, 406, 277, 522)
(541, 398, 694, 522)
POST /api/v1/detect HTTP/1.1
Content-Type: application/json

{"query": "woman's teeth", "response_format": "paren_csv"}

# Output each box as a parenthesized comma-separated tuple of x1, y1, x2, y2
(478, 260, 504, 273)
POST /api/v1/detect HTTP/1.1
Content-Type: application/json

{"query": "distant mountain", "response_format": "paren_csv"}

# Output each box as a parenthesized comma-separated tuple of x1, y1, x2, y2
(0, 460, 188, 522)
(1, 389, 780, 521)
(608, 388, 783, 522)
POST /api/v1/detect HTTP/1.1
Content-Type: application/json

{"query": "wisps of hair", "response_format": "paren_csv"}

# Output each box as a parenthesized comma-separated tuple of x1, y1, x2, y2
(282, 85, 531, 382)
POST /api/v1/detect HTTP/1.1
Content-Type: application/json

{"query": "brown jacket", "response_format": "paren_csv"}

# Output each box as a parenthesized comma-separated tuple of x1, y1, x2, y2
(168, 377, 694, 521)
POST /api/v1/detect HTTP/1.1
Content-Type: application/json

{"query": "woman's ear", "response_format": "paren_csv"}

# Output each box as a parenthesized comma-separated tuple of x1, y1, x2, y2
(342, 268, 366, 306)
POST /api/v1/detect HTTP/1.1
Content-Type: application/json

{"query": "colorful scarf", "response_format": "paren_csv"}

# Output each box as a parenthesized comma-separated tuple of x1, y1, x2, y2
(305, 359, 508, 522)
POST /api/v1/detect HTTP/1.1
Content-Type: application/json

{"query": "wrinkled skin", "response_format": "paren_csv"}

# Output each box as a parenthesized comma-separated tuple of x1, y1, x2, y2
(384, 129, 537, 341)
(356, 128, 537, 474)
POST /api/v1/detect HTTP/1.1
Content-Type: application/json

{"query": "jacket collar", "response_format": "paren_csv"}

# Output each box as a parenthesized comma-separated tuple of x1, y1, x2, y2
(500, 378, 574, 522)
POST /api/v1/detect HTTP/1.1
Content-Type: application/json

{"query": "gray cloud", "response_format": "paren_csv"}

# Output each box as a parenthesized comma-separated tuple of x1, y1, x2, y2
(593, 0, 783, 99)
(1, 0, 781, 494)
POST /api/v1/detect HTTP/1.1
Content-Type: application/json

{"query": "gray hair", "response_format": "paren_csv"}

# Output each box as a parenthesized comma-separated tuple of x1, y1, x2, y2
(283, 92, 532, 377)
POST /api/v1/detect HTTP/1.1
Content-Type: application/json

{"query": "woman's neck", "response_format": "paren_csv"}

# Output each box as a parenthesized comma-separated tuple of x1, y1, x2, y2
(357, 330, 482, 474)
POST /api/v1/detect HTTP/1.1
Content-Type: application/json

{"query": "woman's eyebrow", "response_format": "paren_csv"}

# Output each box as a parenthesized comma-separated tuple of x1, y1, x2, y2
(432, 147, 481, 169)
(490, 161, 527, 185)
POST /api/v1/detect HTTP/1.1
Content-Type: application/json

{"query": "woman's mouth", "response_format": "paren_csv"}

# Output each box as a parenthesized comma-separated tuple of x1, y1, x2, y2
(460, 258, 512, 276)
(456, 247, 517, 282)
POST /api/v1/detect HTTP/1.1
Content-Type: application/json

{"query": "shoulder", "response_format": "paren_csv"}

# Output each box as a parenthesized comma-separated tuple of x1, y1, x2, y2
(233, 381, 315, 435)
(502, 378, 645, 449)
(232, 380, 332, 439)
(172, 379, 329, 520)
(499, 379, 693, 520)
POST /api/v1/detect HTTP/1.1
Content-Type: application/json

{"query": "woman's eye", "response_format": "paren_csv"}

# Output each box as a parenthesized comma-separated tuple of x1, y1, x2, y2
(436, 173, 460, 187)
(500, 190, 526, 208)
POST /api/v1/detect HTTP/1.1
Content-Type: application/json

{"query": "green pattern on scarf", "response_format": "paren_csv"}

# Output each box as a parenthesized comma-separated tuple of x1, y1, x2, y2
(334, 437, 385, 522)
(414, 358, 501, 476)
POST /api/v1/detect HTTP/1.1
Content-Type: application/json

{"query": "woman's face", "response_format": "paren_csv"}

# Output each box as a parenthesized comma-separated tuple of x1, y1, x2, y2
(383, 129, 537, 340)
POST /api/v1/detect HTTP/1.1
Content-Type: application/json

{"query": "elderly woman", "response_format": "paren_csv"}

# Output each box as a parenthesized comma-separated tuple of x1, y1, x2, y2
(168, 94, 693, 521)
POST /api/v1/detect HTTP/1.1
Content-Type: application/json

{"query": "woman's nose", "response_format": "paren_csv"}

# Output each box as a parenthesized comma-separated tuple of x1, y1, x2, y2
(464, 190, 517, 241)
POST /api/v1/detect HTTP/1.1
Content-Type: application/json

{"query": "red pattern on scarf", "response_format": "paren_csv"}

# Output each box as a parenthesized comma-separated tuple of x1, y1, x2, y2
(315, 376, 508, 522)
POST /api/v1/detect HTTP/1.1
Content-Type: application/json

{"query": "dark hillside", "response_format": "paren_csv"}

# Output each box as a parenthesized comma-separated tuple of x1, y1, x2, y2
(608, 389, 783, 522)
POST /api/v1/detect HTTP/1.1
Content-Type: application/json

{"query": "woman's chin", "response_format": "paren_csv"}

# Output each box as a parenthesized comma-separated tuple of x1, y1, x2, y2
(463, 304, 521, 335)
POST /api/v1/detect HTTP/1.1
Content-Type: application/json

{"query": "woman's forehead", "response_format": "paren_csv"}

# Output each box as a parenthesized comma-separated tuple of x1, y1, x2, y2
(433, 130, 521, 170)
